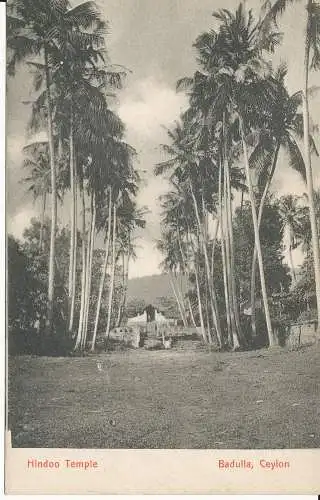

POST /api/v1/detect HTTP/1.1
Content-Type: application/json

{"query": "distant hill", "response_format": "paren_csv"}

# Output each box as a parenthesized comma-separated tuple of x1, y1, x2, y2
(127, 273, 187, 304)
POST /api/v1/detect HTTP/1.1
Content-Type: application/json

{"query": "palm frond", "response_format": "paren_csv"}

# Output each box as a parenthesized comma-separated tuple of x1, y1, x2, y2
(310, 2, 320, 70)
(154, 158, 177, 176)
(285, 134, 306, 181)
(7, 34, 42, 76)
(262, 0, 297, 24)
(66, 1, 106, 31)
(176, 77, 194, 93)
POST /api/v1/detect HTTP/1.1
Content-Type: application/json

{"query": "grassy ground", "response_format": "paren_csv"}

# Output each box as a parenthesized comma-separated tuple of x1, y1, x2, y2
(8, 341, 320, 449)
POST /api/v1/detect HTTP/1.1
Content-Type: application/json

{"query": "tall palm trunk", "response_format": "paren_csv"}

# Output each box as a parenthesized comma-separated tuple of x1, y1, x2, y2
(220, 218, 232, 345)
(288, 231, 297, 284)
(169, 272, 187, 326)
(189, 181, 222, 346)
(303, 0, 320, 331)
(80, 195, 92, 349)
(251, 142, 280, 337)
(201, 195, 214, 343)
(187, 227, 207, 341)
(177, 274, 188, 325)
(226, 158, 241, 349)
(81, 191, 96, 349)
(70, 201, 77, 331)
(91, 187, 112, 351)
(74, 173, 86, 350)
(68, 105, 77, 333)
(194, 256, 207, 343)
(105, 204, 117, 339)
(39, 191, 46, 251)
(223, 162, 238, 348)
(218, 158, 231, 345)
(221, 114, 241, 348)
(204, 274, 212, 343)
(211, 218, 220, 276)
(116, 253, 129, 327)
(240, 117, 275, 347)
(240, 186, 245, 214)
(120, 254, 130, 326)
(68, 107, 74, 299)
(187, 296, 197, 328)
(116, 254, 125, 327)
(177, 229, 191, 326)
(44, 47, 57, 336)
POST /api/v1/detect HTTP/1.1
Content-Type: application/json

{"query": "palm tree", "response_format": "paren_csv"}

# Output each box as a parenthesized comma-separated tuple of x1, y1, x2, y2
(21, 142, 51, 250)
(91, 186, 113, 350)
(156, 236, 190, 329)
(26, 4, 121, 337)
(115, 200, 147, 328)
(89, 140, 139, 351)
(155, 120, 223, 346)
(74, 159, 88, 350)
(7, 0, 107, 335)
(159, 190, 196, 327)
(105, 203, 117, 340)
(7, 0, 65, 335)
(279, 195, 305, 283)
(60, 33, 124, 335)
(249, 66, 318, 335)
(191, 4, 282, 346)
(298, 189, 320, 255)
(21, 140, 67, 250)
(262, 0, 320, 329)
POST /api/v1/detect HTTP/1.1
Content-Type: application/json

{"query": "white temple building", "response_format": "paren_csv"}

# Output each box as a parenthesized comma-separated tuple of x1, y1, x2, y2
(127, 304, 176, 327)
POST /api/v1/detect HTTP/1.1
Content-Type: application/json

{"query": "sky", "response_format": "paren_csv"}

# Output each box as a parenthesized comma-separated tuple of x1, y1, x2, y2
(6, 0, 320, 278)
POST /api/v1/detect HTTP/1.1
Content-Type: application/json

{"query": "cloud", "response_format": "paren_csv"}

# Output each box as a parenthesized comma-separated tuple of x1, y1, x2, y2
(117, 78, 187, 275)
(118, 77, 188, 140)
(8, 207, 38, 240)
(128, 239, 163, 279)
(7, 135, 25, 166)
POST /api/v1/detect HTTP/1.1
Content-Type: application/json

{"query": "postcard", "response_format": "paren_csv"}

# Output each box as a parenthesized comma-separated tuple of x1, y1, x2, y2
(4, 0, 320, 494)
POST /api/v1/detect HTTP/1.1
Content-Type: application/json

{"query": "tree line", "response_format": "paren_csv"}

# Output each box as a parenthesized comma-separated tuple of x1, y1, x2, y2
(155, 1, 320, 350)
(7, 0, 146, 353)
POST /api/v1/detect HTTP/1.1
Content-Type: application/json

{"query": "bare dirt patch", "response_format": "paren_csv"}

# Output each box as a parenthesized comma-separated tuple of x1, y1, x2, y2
(8, 342, 320, 448)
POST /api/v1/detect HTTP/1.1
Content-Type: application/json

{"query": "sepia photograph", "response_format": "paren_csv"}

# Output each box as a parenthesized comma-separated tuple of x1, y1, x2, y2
(5, 0, 320, 463)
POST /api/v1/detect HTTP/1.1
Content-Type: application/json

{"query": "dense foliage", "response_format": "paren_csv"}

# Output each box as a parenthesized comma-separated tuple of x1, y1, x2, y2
(155, 2, 320, 349)
(7, 0, 320, 354)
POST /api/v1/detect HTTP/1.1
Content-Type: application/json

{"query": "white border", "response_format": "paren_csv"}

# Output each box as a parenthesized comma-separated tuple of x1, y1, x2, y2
(1, 1, 6, 498)
(1, 2, 319, 499)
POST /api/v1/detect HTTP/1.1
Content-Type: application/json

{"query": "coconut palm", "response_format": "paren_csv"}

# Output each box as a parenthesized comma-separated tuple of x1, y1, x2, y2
(190, 4, 283, 346)
(89, 143, 139, 351)
(155, 120, 223, 346)
(262, 0, 320, 329)
(21, 140, 67, 250)
(21, 142, 51, 250)
(159, 190, 196, 328)
(7, 0, 66, 335)
(156, 235, 190, 329)
(65, 64, 129, 351)
(279, 195, 305, 283)
(7, 0, 107, 335)
(58, 39, 125, 335)
(115, 200, 147, 328)
(20, 2, 122, 335)
(249, 66, 318, 335)
(298, 189, 320, 254)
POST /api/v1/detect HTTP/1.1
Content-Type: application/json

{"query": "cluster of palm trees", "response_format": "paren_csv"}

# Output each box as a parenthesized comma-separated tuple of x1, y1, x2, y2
(156, 1, 320, 349)
(279, 192, 320, 280)
(7, 0, 145, 352)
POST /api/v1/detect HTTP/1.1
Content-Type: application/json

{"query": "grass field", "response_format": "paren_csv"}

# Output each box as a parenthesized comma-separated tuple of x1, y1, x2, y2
(8, 341, 320, 449)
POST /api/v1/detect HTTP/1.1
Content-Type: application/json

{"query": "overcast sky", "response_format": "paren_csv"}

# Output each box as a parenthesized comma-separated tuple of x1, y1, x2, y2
(6, 0, 320, 278)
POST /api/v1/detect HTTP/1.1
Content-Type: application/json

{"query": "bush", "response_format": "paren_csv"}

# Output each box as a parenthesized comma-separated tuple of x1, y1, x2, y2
(297, 309, 317, 322)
